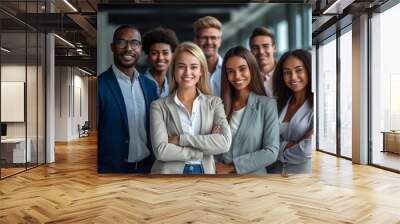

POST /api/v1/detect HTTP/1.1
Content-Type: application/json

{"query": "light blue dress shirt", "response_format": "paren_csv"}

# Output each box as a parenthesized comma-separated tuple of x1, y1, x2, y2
(143, 69, 169, 97)
(113, 65, 150, 162)
(209, 55, 222, 97)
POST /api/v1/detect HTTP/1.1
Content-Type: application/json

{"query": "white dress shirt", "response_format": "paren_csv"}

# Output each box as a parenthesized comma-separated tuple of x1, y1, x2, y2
(174, 91, 203, 163)
(222, 106, 246, 164)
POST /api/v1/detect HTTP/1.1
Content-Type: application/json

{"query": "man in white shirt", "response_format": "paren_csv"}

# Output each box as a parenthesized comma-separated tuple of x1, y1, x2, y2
(193, 16, 223, 97)
(249, 27, 277, 97)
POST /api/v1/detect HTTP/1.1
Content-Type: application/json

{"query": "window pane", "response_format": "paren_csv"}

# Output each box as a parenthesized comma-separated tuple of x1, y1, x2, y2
(317, 37, 337, 154)
(340, 29, 352, 158)
(27, 31, 38, 169)
(371, 3, 400, 171)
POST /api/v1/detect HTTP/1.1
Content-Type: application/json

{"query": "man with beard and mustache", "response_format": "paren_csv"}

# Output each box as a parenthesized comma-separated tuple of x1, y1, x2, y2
(97, 25, 158, 173)
(249, 27, 277, 97)
(193, 16, 223, 97)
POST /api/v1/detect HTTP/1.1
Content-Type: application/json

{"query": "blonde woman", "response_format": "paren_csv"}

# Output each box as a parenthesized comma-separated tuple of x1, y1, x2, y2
(150, 42, 231, 174)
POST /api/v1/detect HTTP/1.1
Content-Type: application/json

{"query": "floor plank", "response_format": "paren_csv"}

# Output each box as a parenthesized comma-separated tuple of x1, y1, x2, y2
(1, 135, 400, 223)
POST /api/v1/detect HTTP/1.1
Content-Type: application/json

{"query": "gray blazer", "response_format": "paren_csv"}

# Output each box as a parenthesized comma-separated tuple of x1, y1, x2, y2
(149, 92, 232, 174)
(221, 92, 279, 174)
(278, 98, 314, 164)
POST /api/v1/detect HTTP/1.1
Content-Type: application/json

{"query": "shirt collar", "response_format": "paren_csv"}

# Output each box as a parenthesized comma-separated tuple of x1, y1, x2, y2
(112, 64, 139, 82)
(261, 69, 274, 80)
(173, 89, 203, 108)
(209, 55, 223, 77)
(144, 68, 167, 86)
(143, 69, 156, 82)
(216, 54, 223, 69)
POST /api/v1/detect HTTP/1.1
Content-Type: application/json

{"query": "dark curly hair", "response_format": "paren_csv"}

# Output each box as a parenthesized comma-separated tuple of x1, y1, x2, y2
(142, 27, 179, 55)
(273, 49, 313, 113)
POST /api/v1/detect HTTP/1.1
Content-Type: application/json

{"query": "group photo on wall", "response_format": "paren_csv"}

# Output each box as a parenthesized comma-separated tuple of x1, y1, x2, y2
(96, 3, 314, 175)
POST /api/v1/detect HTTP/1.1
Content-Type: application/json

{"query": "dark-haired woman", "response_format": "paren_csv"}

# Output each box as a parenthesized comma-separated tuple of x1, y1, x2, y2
(142, 27, 179, 97)
(267, 49, 314, 174)
(216, 46, 279, 174)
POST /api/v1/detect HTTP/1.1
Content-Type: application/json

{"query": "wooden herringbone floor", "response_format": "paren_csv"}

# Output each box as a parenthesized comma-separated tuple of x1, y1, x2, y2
(1, 135, 400, 223)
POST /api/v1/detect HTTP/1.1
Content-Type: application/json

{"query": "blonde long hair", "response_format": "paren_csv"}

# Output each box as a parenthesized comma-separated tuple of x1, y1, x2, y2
(168, 42, 211, 95)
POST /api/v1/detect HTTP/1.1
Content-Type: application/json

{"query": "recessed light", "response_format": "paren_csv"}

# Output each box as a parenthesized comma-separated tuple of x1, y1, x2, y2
(63, 0, 78, 12)
(54, 34, 75, 48)
(1, 47, 11, 53)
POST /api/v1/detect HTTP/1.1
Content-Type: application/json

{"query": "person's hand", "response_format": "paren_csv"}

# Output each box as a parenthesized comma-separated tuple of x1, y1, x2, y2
(284, 128, 314, 151)
(168, 135, 179, 145)
(303, 128, 314, 139)
(212, 125, 221, 134)
(216, 162, 236, 174)
(284, 141, 297, 150)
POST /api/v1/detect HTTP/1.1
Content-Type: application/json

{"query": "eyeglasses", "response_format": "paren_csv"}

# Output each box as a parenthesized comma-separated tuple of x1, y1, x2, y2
(113, 39, 142, 49)
(197, 35, 221, 42)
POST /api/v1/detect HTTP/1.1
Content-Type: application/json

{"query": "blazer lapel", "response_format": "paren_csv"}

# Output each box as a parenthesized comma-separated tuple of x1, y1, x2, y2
(199, 93, 208, 134)
(287, 98, 310, 139)
(279, 98, 290, 122)
(138, 75, 150, 113)
(165, 95, 183, 134)
(106, 67, 128, 129)
(231, 92, 258, 149)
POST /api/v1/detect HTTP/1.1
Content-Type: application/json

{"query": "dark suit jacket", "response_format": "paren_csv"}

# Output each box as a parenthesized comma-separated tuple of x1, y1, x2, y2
(97, 66, 158, 173)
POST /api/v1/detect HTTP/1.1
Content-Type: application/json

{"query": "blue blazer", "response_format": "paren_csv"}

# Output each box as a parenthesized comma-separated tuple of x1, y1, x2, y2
(97, 66, 158, 173)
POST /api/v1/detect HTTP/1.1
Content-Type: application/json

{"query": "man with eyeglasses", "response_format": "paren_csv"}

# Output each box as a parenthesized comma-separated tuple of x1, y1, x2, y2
(97, 25, 158, 173)
(193, 16, 223, 96)
(249, 27, 277, 97)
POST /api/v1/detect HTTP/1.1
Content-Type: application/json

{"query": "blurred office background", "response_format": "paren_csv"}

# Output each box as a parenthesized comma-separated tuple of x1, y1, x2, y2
(97, 3, 311, 74)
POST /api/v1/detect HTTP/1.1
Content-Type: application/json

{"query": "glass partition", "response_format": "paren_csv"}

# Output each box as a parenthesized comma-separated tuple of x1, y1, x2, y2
(0, 1, 46, 179)
(339, 28, 352, 158)
(317, 36, 337, 155)
(370, 3, 400, 171)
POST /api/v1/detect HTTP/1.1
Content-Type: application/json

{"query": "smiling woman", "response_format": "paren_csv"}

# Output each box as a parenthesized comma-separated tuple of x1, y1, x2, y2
(149, 42, 232, 174)
(268, 49, 314, 174)
(217, 46, 279, 175)
(142, 27, 179, 97)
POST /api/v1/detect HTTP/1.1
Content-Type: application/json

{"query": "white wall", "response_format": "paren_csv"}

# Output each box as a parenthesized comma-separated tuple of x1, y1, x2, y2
(54, 67, 89, 141)
(55, 66, 69, 141)
(1, 65, 38, 138)
(1, 64, 46, 164)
